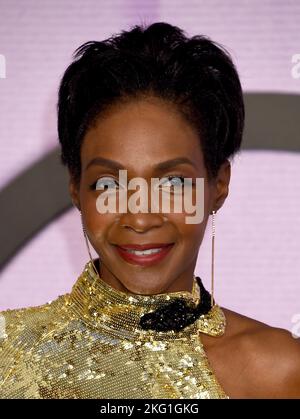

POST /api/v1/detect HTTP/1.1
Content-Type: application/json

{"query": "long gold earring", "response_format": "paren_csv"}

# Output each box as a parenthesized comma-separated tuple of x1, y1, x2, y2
(211, 210, 216, 307)
(80, 211, 99, 277)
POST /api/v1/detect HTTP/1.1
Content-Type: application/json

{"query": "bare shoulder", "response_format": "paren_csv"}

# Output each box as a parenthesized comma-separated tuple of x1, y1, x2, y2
(202, 307, 300, 398)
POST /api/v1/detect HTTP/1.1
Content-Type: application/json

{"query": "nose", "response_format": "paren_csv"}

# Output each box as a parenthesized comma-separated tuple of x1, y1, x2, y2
(119, 212, 165, 233)
(117, 177, 167, 233)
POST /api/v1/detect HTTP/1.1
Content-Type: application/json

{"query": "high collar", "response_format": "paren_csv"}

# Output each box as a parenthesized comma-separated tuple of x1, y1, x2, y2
(68, 259, 226, 339)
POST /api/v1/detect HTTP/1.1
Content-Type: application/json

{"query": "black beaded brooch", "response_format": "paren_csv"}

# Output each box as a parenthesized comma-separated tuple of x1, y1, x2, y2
(138, 277, 213, 332)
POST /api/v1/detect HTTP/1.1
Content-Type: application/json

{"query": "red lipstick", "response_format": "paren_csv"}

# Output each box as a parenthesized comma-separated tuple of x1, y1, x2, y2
(113, 243, 174, 266)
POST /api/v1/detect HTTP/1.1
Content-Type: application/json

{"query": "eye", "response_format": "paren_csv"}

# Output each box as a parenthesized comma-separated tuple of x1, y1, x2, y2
(157, 175, 195, 194)
(159, 175, 186, 187)
(90, 176, 119, 191)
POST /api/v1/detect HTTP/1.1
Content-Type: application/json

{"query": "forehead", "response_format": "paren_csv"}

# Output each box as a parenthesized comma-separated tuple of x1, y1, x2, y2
(81, 97, 204, 173)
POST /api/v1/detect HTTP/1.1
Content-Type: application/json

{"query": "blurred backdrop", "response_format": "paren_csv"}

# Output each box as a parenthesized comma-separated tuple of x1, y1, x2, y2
(0, 0, 299, 333)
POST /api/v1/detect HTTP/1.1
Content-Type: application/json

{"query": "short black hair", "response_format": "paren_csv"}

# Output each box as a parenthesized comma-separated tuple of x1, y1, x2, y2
(57, 21, 244, 185)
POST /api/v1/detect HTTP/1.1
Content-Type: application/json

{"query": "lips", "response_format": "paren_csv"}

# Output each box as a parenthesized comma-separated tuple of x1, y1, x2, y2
(117, 243, 173, 251)
(113, 243, 175, 266)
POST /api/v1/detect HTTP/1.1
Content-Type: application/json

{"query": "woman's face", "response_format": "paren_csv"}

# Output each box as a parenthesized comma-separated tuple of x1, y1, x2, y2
(70, 96, 230, 295)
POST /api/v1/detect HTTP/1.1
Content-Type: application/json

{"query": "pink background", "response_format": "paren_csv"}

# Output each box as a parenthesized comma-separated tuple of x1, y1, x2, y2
(0, 0, 299, 333)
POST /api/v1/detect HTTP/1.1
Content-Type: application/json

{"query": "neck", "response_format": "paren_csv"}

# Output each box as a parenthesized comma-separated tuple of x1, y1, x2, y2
(68, 259, 227, 340)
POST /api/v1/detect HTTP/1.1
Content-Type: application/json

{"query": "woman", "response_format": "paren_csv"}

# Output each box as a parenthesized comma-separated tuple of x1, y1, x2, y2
(0, 21, 299, 399)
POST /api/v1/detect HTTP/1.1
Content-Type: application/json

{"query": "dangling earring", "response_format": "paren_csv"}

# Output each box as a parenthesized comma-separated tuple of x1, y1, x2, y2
(211, 210, 216, 307)
(80, 211, 99, 278)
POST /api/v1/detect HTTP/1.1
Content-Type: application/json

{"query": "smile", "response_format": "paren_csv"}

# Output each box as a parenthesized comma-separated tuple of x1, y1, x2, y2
(113, 243, 175, 266)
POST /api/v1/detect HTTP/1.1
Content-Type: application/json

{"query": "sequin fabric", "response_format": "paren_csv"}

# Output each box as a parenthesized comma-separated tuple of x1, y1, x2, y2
(0, 260, 228, 399)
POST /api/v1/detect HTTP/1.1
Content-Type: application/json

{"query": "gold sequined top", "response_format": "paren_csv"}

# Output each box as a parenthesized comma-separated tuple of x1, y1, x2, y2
(0, 260, 228, 399)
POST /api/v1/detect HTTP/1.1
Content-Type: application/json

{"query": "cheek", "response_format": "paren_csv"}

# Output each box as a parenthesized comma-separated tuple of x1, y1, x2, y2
(80, 190, 117, 243)
(167, 212, 207, 248)
(93, 215, 115, 239)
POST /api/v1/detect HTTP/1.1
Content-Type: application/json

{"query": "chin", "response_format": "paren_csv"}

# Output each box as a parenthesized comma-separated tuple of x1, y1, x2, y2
(120, 277, 167, 296)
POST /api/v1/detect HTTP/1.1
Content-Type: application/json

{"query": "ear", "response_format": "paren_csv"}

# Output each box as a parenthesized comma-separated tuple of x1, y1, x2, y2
(212, 159, 231, 213)
(69, 174, 81, 211)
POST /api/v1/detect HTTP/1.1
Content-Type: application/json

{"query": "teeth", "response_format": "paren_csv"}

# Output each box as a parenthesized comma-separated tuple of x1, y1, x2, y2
(125, 248, 163, 256)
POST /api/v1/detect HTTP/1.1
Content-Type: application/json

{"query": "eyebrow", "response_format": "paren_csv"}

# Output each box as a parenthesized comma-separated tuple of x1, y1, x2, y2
(85, 157, 125, 172)
(84, 156, 197, 172)
(154, 157, 197, 172)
